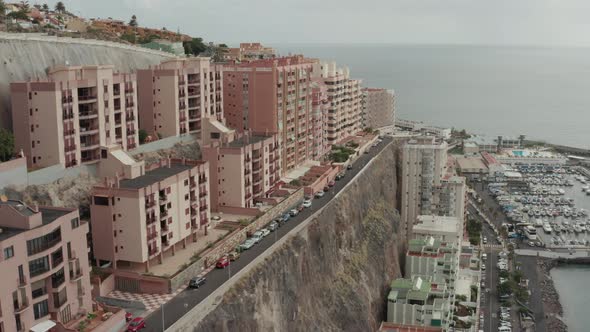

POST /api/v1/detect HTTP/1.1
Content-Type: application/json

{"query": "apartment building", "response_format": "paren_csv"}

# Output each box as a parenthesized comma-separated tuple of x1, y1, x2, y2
(406, 237, 460, 293)
(137, 58, 224, 139)
(10, 65, 139, 169)
(310, 81, 329, 160)
(412, 216, 462, 245)
(311, 61, 363, 145)
(0, 199, 92, 332)
(202, 132, 281, 211)
(401, 137, 448, 238)
(362, 88, 395, 130)
(90, 158, 210, 272)
(222, 43, 276, 62)
(223, 56, 316, 173)
(433, 176, 466, 227)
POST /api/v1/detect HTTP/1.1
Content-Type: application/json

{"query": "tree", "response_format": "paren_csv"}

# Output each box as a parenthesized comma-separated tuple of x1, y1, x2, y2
(54, 1, 65, 13)
(42, 3, 48, 11)
(0, 129, 15, 162)
(183, 37, 206, 56)
(128, 14, 138, 27)
(0, 1, 6, 23)
(218, 43, 228, 48)
(138, 129, 148, 144)
(7, 9, 28, 20)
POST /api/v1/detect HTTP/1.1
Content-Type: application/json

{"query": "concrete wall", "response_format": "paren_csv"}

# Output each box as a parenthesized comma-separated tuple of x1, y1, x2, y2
(0, 33, 174, 130)
(0, 156, 27, 190)
(128, 134, 197, 156)
(27, 162, 97, 186)
(168, 188, 304, 291)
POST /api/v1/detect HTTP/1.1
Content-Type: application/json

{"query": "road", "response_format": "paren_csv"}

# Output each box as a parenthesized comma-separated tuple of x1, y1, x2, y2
(139, 136, 393, 331)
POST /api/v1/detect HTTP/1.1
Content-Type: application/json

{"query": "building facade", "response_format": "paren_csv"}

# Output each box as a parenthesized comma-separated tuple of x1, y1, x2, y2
(362, 88, 395, 130)
(223, 56, 315, 173)
(311, 61, 363, 145)
(222, 43, 276, 62)
(11, 65, 139, 169)
(310, 81, 329, 160)
(90, 158, 210, 272)
(202, 132, 281, 211)
(137, 58, 224, 140)
(401, 137, 448, 238)
(0, 200, 92, 332)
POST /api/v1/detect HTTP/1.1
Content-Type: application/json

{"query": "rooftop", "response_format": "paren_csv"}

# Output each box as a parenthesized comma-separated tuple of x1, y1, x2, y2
(0, 199, 36, 216)
(414, 215, 460, 236)
(227, 134, 271, 148)
(119, 164, 194, 189)
(39, 207, 73, 225)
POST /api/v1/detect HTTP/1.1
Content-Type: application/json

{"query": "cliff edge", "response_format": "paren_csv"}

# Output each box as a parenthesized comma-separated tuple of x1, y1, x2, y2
(181, 141, 403, 332)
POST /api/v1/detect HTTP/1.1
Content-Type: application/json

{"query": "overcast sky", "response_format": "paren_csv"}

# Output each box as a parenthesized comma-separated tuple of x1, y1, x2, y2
(40, 0, 590, 46)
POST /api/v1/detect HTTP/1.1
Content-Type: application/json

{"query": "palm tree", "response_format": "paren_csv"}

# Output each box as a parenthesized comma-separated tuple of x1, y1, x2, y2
(42, 3, 48, 11)
(54, 1, 65, 13)
(129, 14, 137, 27)
(0, 0, 6, 23)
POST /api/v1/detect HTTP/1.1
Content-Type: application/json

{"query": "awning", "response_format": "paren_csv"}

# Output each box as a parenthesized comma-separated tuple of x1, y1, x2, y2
(30, 320, 56, 332)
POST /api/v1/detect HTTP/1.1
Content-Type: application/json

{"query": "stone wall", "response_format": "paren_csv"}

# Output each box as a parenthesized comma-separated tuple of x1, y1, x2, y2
(0, 156, 27, 191)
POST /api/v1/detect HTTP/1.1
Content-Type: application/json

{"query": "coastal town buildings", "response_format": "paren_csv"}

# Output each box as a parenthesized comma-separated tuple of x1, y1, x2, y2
(10, 65, 139, 169)
(311, 61, 363, 145)
(137, 58, 224, 140)
(0, 199, 92, 332)
(361, 88, 395, 130)
(310, 81, 329, 160)
(90, 157, 210, 272)
(202, 132, 281, 211)
(395, 119, 452, 140)
(401, 137, 449, 238)
(222, 43, 276, 62)
(223, 56, 316, 173)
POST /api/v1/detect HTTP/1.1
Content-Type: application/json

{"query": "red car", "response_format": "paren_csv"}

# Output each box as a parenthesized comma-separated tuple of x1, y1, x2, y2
(215, 256, 229, 269)
(127, 317, 145, 331)
(125, 312, 133, 322)
(328, 181, 336, 187)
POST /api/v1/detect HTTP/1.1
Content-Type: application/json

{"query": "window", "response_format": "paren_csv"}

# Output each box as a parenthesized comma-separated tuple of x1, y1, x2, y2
(70, 217, 80, 229)
(53, 288, 68, 308)
(93, 196, 109, 206)
(27, 227, 61, 256)
(34, 299, 49, 319)
(3, 246, 14, 259)
(51, 268, 65, 288)
(29, 256, 50, 277)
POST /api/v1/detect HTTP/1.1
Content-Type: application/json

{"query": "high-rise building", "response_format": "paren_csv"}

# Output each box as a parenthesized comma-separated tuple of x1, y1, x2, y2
(137, 58, 224, 139)
(310, 81, 329, 160)
(223, 56, 315, 173)
(90, 158, 210, 272)
(362, 88, 395, 130)
(401, 137, 448, 238)
(0, 199, 92, 331)
(10, 65, 139, 169)
(311, 61, 363, 145)
(202, 132, 281, 211)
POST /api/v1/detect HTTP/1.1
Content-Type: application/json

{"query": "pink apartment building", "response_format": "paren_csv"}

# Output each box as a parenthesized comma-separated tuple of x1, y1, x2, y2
(311, 61, 363, 145)
(90, 158, 210, 272)
(10, 65, 139, 169)
(310, 81, 329, 160)
(223, 56, 318, 173)
(202, 132, 281, 211)
(0, 199, 92, 332)
(222, 42, 276, 62)
(137, 58, 224, 140)
(362, 88, 395, 130)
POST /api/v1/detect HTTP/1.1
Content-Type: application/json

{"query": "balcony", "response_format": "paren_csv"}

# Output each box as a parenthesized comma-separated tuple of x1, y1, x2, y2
(199, 204, 208, 212)
(17, 276, 27, 288)
(13, 298, 29, 313)
(159, 194, 168, 203)
(160, 210, 168, 218)
(64, 144, 76, 152)
(62, 111, 74, 120)
(146, 232, 158, 241)
(178, 91, 186, 98)
(61, 96, 73, 104)
(78, 286, 86, 298)
(198, 176, 207, 184)
(146, 215, 156, 225)
(161, 224, 169, 232)
(190, 181, 196, 189)
(78, 111, 98, 120)
(79, 126, 99, 135)
(145, 200, 156, 208)
(148, 247, 159, 257)
(127, 128, 136, 135)
(78, 95, 97, 103)
(199, 191, 207, 198)
(80, 142, 100, 151)
(200, 217, 209, 226)
(69, 268, 83, 282)
(126, 115, 136, 121)
(68, 251, 77, 261)
(125, 88, 135, 94)
(179, 80, 186, 86)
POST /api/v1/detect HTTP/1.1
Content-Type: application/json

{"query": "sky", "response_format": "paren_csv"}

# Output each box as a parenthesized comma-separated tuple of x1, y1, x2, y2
(39, 0, 590, 46)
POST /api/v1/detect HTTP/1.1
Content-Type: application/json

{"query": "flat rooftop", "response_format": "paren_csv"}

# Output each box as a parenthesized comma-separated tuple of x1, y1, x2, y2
(39, 207, 73, 225)
(414, 215, 460, 235)
(227, 134, 271, 148)
(0, 201, 75, 241)
(119, 164, 194, 189)
(456, 157, 487, 171)
(0, 200, 36, 216)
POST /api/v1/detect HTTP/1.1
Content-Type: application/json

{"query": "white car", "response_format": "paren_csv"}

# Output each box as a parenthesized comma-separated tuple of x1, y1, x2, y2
(260, 228, 270, 237)
(302, 200, 312, 208)
(251, 231, 263, 243)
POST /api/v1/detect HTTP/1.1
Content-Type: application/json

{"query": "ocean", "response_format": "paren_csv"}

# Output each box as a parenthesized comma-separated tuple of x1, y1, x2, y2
(275, 44, 590, 149)
(551, 265, 590, 332)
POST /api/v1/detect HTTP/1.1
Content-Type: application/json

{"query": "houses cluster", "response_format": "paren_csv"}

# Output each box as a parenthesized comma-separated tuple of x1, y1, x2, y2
(0, 47, 396, 331)
(3, 2, 81, 31)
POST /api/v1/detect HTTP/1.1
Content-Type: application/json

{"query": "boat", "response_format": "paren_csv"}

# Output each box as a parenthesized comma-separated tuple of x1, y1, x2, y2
(542, 222, 553, 234)
(557, 189, 565, 195)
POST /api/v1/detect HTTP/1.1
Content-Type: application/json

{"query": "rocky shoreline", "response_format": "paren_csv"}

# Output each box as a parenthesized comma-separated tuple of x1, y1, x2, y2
(537, 258, 567, 332)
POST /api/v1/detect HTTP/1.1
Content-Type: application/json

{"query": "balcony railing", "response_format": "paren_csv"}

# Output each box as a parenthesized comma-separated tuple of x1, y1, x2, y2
(69, 268, 83, 281)
(199, 191, 207, 198)
(145, 200, 156, 208)
(62, 112, 74, 120)
(160, 210, 168, 218)
(148, 247, 159, 256)
(198, 176, 207, 184)
(147, 232, 158, 241)
(78, 95, 97, 101)
(125, 88, 135, 94)
(13, 298, 29, 313)
(199, 205, 208, 212)
(244, 169, 251, 175)
(200, 217, 209, 226)
(17, 277, 27, 288)
(146, 215, 156, 225)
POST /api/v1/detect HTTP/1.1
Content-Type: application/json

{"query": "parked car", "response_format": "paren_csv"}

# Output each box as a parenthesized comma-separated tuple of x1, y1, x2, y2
(289, 208, 299, 217)
(323, 186, 330, 192)
(302, 199, 312, 208)
(364, 149, 370, 154)
(268, 220, 279, 231)
(189, 276, 206, 288)
(228, 251, 240, 261)
(372, 143, 379, 148)
(315, 191, 325, 198)
(261, 228, 271, 237)
(282, 213, 291, 222)
(335, 172, 345, 180)
(297, 204, 305, 212)
(216, 256, 230, 269)
(252, 231, 263, 243)
(239, 238, 255, 250)
(347, 164, 353, 170)
(127, 317, 146, 332)
(328, 180, 336, 187)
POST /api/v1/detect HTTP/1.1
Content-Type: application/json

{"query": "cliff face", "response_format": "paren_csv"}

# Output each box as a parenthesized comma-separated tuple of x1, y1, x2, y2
(194, 142, 404, 332)
(0, 35, 173, 128)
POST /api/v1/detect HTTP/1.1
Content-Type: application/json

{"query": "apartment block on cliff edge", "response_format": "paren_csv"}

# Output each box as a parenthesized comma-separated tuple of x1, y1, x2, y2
(202, 131, 281, 211)
(11, 65, 139, 169)
(137, 58, 224, 140)
(0, 199, 92, 332)
(362, 88, 395, 130)
(90, 157, 210, 272)
(222, 42, 276, 62)
(223, 56, 316, 174)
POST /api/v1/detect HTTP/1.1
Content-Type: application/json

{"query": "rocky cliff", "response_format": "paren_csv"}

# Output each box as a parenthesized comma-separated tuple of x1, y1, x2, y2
(191, 141, 404, 332)
(0, 34, 173, 128)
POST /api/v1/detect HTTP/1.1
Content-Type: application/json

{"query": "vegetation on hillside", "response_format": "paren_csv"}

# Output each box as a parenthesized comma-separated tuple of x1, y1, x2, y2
(329, 145, 356, 163)
(0, 128, 15, 162)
